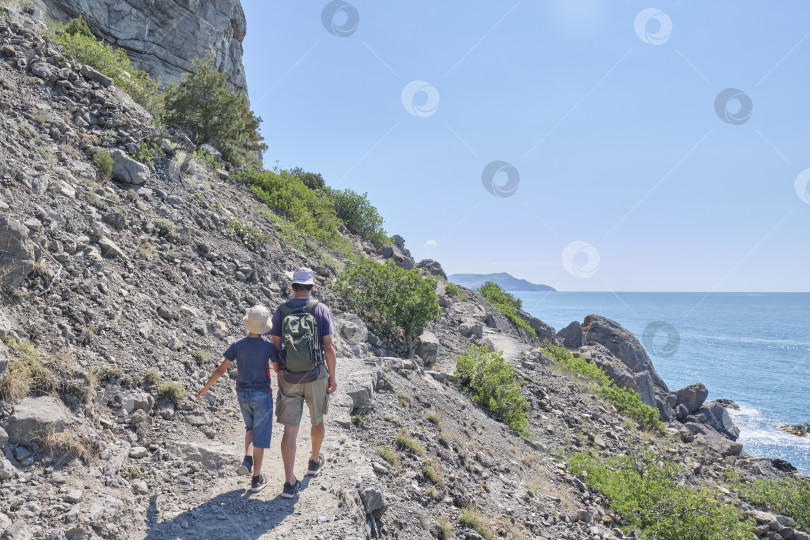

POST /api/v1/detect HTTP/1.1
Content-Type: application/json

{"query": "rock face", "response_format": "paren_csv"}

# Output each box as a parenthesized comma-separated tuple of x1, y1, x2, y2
(416, 259, 447, 279)
(514, 311, 555, 343)
(6, 396, 69, 445)
(582, 315, 668, 391)
(694, 401, 740, 441)
(37, 0, 249, 94)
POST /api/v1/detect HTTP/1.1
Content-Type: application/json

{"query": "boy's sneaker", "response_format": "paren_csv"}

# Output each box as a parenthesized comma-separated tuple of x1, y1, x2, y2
(306, 454, 325, 477)
(250, 474, 268, 492)
(237, 456, 253, 476)
(281, 479, 301, 499)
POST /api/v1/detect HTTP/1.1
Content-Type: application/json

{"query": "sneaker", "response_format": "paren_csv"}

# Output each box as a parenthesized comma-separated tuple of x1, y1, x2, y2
(281, 479, 301, 499)
(250, 474, 268, 492)
(237, 456, 253, 476)
(306, 454, 325, 477)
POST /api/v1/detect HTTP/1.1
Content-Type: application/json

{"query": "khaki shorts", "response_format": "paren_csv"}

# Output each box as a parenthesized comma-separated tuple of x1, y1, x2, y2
(276, 367, 330, 428)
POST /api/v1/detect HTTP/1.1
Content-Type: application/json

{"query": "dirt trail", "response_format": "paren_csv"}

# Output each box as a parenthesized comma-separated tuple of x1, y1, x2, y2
(141, 358, 373, 540)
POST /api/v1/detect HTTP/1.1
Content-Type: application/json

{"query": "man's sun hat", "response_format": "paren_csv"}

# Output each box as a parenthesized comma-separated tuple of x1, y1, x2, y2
(291, 267, 315, 286)
(243, 305, 272, 334)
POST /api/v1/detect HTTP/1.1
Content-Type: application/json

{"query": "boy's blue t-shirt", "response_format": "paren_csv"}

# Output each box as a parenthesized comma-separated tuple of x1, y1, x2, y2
(223, 336, 276, 393)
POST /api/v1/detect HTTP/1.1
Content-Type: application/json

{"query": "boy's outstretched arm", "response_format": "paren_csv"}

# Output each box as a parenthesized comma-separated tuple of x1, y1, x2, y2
(197, 358, 231, 399)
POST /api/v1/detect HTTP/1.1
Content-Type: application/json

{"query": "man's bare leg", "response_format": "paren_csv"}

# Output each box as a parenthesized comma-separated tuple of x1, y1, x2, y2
(281, 425, 299, 484)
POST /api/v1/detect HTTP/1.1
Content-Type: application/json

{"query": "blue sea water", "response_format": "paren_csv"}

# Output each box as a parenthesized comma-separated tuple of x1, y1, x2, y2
(511, 291, 810, 475)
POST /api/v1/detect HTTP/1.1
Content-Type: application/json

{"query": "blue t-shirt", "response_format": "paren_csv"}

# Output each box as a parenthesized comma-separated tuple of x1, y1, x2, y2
(223, 336, 276, 393)
(269, 298, 333, 347)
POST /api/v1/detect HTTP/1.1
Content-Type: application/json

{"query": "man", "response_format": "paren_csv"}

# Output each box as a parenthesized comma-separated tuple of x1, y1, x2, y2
(269, 267, 337, 498)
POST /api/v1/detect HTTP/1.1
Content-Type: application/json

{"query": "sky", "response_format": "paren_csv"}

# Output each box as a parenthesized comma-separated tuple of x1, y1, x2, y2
(239, 1, 810, 292)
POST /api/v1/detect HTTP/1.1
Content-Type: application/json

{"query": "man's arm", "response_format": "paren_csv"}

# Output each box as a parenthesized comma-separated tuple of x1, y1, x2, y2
(197, 358, 231, 399)
(322, 334, 337, 394)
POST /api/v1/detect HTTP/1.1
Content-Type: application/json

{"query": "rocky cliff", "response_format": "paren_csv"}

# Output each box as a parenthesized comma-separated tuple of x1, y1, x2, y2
(35, 0, 248, 93)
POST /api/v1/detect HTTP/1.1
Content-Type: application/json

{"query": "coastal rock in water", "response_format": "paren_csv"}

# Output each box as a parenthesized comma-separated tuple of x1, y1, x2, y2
(693, 401, 740, 441)
(38, 0, 249, 94)
(582, 314, 668, 391)
(781, 423, 810, 437)
(556, 321, 585, 349)
(675, 383, 709, 414)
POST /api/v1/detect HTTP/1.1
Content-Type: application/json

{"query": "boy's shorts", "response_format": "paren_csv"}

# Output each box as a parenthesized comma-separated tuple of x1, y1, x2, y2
(237, 389, 273, 448)
(276, 367, 330, 428)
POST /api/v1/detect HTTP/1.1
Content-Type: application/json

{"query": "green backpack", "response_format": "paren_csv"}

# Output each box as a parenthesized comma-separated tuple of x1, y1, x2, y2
(279, 299, 321, 383)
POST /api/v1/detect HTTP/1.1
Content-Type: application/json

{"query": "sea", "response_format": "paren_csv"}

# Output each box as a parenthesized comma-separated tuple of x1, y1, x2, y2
(510, 291, 810, 475)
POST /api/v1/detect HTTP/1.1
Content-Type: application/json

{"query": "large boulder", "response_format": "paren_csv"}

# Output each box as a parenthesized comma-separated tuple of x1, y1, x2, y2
(689, 424, 744, 456)
(582, 315, 668, 391)
(675, 383, 709, 414)
(416, 259, 447, 279)
(693, 401, 740, 441)
(379, 235, 415, 270)
(0, 216, 41, 289)
(514, 311, 555, 343)
(556, 321, 585, 349)
(415, 331, 439, 366)
(335, 314, 368, 345)
(6, 396, 69, 445)
(109, 149, 150, 185)
(584, 345, 657, 408)
(39, 0, 248, 94)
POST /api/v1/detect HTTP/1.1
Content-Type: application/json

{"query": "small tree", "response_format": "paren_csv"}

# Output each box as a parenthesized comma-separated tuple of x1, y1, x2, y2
(334, 258, 440, 354)
(327, 188, 389, 247)
(163, 56, 267, 165)
(289, 167, 325, 191)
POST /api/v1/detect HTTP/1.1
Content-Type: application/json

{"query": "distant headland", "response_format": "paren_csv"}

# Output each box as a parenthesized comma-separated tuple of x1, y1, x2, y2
(448, 272, 556, 291)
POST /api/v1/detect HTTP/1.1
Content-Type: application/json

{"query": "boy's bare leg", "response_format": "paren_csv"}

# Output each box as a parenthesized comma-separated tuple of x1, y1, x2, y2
(281, 426, 299, 484)
(244, 431, 254, 457)
(310, 420, 324, 463)
(253, 448, 264, 476)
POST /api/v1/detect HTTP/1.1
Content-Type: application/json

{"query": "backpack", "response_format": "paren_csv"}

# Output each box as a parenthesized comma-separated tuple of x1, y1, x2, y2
(278, 298, 321, 384)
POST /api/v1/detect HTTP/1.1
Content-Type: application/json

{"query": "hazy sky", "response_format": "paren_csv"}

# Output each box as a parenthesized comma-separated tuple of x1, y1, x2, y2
(239, 1, 810, 292)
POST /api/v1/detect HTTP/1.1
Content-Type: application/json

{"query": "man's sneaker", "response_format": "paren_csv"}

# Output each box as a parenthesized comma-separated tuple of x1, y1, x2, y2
(237, 456, 253, 476)
(281, 479, 301, 499)
(250, 474, 268, 492)
(306, 454, 325, 477)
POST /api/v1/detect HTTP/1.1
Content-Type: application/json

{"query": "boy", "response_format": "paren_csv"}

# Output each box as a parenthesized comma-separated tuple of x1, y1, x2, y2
(197, 305, 276, 492)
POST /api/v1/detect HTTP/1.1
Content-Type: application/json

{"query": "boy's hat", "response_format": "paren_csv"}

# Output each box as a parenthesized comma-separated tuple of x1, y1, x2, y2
(291, 267, 315, 286)
(243, 305, 272, 334)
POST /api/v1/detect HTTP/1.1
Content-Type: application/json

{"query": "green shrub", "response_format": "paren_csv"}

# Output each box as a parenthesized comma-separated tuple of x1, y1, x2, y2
(50, 20, 163, 116)
(226, 218, 268, 245)
(233, 168, 349, 253)
(333, 257, 440, 354)
(445, 282, 468, 301)
(92, 149, 113, 177)
(157, 382, 185, 405)
(544, 344, 665, 433)
(725, 469, 810, 531)
(164, 56, 266, 166)
(193, 149, 220, 171)
(454, 345, 529, 435)
(153, 218, 174, 233)
(569, 451, 756, 539)
(133, 140, 162, 167)
(477, 281, 537, 339)
(326, 187, 389, 247)
(289, 167, 325, 190)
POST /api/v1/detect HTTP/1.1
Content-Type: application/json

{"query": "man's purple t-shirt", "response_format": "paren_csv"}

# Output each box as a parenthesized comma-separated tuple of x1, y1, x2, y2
(269, 298, 333, 354)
